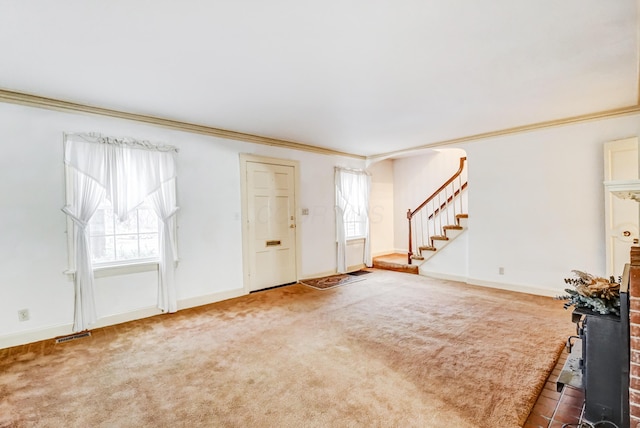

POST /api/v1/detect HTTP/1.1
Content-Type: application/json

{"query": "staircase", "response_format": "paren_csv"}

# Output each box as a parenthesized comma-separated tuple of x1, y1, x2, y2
(373, 157, 468, 275)
(408, 157, 468, 265)
(372, 253, 419, 274)
(410, 213, 468, 262)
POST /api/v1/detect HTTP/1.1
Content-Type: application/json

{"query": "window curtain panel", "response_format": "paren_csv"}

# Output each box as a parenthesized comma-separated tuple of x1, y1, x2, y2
(61, 167, 106, 332)
(148, 179, 179, 313)
(335, 167, 372, 273)
(63, 133, 179, 331)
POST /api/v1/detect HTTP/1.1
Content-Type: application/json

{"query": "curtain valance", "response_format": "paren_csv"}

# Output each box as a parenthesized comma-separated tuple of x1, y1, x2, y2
(64, 133, 178, 221)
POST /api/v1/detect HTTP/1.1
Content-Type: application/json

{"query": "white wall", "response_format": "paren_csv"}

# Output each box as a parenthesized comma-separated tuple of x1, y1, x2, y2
(378, 115, 640, 296)
(0, 102, 364, 347)
(368, 159, 395, 256)
(459, 115, 640, 295)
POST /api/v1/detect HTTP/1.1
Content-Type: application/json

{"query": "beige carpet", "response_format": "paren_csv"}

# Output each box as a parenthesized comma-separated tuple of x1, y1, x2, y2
(0, 270, 573, 427)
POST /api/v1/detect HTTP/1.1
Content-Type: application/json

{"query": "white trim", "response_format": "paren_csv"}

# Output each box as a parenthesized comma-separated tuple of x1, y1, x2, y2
(465, 278, 560, 297)
(346, 237, 366, 244)
(93, 261, 159, 278)
(0, 287, 246, 350)
(418, 271, 470, 284)
(346, 263, 366, 272)
(177, 287, 245, 310)
(420, 271, 560, 297)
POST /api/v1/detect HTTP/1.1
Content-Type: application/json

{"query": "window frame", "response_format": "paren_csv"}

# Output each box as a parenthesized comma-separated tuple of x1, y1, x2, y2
(64, 165, 163, 278)
(338, 169, 369, 240)
(88, 199, 161, 268)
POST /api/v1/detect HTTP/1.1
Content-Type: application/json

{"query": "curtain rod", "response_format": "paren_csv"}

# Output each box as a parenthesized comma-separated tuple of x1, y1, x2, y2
(335, 166, 370, 175)
(64, 132, 179, 153)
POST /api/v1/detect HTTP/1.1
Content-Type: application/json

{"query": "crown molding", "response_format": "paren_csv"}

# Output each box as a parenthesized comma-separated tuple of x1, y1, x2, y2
(367, 104, 640, 161)
(0, 88, 365, 160)
(2, 88, 639, 162)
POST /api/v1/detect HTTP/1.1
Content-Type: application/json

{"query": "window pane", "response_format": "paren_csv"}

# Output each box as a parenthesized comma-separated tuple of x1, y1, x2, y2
(102, 207, 115, 235)
(138, 208, 159, 234)
(91, 236, 115, 263)
(90, 208, 112, 237)
(139, 233, 159, 258)
(115, 234, 139, 260)
(115, 212, 139, 235)
(88, 200, 160, 265)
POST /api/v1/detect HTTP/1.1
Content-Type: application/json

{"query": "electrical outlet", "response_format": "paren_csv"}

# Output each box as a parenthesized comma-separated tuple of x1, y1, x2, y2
(17, 309, 29, 322)
(499, 267, 505, 275)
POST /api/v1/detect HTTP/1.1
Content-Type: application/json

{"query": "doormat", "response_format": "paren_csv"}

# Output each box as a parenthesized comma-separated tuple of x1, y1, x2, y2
(348, 270, 372, 276)
(299, 274, 365, 290)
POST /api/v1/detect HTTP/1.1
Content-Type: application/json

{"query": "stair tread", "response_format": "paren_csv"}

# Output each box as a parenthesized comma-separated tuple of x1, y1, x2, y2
(411, 255, 425, 260)
(431, 235, 449, 241)
(456, 214, 468, 219)
(443, 225, 463, 230)
(418, 245, 437, 251)
(372, 255, 419, 275)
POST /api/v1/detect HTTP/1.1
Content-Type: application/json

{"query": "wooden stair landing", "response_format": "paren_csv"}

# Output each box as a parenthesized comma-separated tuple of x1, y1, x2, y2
(372, 253, 419, 275)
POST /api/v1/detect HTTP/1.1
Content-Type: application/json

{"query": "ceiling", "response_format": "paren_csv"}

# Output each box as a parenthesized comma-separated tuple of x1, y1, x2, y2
(0, 1, 638, 158)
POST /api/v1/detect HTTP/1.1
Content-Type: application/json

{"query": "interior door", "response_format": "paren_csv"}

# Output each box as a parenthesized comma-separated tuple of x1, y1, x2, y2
(246, 161, 297, 291)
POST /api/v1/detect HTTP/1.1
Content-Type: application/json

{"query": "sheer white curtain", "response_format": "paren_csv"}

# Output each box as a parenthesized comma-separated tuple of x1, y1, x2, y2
(335, 167, 371, 273)
(149, 179, 179, 313)
(62, 168, 106, 332)
(63, 133, 179, 331)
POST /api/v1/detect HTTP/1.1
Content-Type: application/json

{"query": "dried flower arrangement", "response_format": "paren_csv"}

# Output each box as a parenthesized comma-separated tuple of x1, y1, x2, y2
(556, 270, 620, 316)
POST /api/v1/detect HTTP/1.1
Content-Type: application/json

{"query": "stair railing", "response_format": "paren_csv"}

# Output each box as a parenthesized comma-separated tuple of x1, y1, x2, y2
(407, 157, 467, 264)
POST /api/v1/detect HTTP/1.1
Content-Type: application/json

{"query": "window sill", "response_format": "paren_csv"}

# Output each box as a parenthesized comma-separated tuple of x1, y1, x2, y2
(346, 237, 366, 244)
(93, 260, 159, 278)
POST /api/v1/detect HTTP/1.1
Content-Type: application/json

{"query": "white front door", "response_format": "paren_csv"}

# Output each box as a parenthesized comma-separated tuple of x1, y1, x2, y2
(245, 160, 297, 291)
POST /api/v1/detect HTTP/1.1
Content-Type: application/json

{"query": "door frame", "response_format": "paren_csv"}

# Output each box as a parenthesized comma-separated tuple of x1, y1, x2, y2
(239, 153, 301, 293)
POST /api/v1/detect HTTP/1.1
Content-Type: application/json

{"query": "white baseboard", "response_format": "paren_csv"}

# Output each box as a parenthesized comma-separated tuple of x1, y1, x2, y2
(466, 278, 560, 297)
(0, 324, 75, 350)
(178, 287, 246, 310)
(419, 271, 559, 297)
(419, 271, 469, 284)
(0, 287, 247, 350)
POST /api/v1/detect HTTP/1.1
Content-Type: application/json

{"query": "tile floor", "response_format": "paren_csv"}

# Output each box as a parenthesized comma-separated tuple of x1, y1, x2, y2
(525, 349, 585, 427)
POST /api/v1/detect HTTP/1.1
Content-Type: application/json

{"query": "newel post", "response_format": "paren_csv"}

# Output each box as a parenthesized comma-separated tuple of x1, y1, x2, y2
(407, 209, 412, 264)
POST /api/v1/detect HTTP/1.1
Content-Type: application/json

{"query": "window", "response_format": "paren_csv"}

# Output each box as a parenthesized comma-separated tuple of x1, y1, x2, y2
(343, 199, 367, 239)
(89, 200, 159, 265)
(336, 169, 369, 239)
(335, 167, 371, 272)
(63, 132, 180, 330)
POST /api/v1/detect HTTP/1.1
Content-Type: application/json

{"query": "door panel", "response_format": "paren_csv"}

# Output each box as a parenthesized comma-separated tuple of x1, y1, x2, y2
(246, 161, 297, 291)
